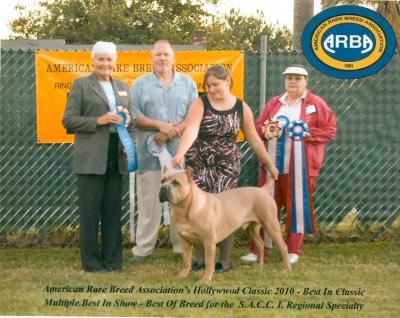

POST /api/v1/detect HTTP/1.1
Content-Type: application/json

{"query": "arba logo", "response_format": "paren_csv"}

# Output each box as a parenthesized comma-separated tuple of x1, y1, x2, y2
(323, 34, 373, 54)
(302, 6, 396, 79)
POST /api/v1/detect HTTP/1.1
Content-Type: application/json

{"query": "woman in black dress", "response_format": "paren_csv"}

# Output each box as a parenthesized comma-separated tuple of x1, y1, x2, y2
(172, 65, 278, 272)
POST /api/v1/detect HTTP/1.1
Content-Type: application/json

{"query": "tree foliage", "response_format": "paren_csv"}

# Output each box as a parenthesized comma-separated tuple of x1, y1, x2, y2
(207, 9, 292, 52)
(10, 0, 214, 44)
(9, 0, 292, 51)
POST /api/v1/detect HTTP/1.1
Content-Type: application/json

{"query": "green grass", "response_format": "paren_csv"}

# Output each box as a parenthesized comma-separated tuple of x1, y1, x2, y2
(0, 241, 399, 317)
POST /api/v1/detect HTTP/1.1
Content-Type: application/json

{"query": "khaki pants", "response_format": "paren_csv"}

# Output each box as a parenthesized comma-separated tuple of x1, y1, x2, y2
(132, 170, 181, 257)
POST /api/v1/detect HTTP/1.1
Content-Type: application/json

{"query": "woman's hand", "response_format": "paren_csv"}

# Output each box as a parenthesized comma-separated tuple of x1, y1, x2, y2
(264, 163, 279, 180)
(172, 155, 185, 169)
(96, 112, 121, 125)
(270, 165, 279, 180)
(116, 106, 131, 127)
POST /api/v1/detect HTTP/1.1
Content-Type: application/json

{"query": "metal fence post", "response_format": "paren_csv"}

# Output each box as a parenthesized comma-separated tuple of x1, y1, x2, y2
(259, 35, 268, 113)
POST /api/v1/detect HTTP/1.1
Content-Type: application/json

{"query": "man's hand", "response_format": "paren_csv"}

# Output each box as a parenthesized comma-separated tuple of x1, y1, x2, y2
(154, 132, 169, 147)
(158, 122, 179, 139)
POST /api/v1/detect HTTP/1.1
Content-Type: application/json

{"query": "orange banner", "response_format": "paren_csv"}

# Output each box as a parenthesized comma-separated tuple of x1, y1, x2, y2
(35, 51, 244, 143)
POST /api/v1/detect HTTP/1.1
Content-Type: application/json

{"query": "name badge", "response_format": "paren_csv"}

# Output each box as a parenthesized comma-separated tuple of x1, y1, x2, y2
(118, 91, 128, 97)
(306, 105, 316, 114)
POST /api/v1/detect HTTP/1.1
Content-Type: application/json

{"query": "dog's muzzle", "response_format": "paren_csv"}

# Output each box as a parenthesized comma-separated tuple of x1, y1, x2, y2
(159, 185, 171, 203)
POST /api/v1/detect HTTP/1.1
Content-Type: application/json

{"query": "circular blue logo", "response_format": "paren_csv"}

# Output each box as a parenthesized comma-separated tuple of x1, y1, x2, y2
(322, 23, 376, 62)
(302, 5, 396, 79)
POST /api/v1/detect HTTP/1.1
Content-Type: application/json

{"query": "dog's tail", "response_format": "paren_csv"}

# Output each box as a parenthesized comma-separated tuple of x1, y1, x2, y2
(261, 177, 275, 192)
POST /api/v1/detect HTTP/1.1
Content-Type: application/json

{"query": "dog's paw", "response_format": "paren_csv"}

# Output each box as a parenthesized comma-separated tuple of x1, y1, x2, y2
(254, 262, 264, 269)
(199, 275, 213, 283)
(177, 269, 190, 278)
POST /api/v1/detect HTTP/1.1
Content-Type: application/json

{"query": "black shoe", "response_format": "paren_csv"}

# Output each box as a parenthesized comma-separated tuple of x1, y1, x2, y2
(191, 261, 205, 271)
(84, 267, 107, 273)
(215, 261, 233, 273)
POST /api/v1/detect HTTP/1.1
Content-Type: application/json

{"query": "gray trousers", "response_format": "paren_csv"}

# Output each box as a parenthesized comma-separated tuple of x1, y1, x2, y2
(132, 170, 181, 257)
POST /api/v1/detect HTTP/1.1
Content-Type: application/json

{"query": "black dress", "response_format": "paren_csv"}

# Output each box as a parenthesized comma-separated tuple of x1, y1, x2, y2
(186, 94, 243, 193)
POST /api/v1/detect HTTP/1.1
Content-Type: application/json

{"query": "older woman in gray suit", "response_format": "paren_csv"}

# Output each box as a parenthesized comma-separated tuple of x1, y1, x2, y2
(63, 41, 131, 272)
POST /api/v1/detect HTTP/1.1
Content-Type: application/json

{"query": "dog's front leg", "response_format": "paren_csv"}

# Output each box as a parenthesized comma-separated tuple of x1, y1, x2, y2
(200, 240, 216, 283)
(177, 239, 192, 278)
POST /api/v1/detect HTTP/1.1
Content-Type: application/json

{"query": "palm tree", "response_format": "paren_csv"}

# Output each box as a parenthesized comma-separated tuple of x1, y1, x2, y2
(321, 0, 400, 49)
(293, 0, 315, 50)
(376, 1, 400, 49)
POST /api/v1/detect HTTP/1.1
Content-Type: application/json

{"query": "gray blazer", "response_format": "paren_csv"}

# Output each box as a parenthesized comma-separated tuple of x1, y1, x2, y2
(62, 73, 131, 175)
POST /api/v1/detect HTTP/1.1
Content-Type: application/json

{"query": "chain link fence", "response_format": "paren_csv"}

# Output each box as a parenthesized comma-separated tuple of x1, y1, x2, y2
(0, 49, 399, 245)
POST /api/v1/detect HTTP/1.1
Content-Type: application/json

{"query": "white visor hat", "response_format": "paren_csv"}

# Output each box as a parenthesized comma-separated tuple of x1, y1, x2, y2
(282, 66, 308, 76)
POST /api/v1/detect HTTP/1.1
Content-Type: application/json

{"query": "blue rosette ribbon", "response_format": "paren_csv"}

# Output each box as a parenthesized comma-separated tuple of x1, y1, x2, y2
(276, 115, 290, 137)
(287, 120, 310, 141)
(116, 111, 138, 172)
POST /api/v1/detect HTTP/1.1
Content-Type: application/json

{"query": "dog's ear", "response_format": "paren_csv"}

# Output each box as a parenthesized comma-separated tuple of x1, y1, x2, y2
(185, 167, 193, 180)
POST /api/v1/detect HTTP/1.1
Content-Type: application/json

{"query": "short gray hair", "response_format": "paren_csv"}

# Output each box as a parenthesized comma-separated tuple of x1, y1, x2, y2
(91, 41, 117, 59)
(151, 39, 175, 56)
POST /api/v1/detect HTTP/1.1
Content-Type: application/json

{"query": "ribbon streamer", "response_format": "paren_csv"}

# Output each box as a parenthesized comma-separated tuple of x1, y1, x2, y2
(264, 115, 290, 248)
(271, 115, 291, 175)
(146, 134, 174, 170)
(287, 120, 314, 234)
(147, 133, 175, 225)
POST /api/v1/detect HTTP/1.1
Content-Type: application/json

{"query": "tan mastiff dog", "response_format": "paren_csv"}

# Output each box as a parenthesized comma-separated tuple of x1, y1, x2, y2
(159, 167, 291, 282)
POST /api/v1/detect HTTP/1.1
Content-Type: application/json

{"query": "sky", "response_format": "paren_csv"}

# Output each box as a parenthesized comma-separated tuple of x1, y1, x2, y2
(0, 0, 321, 40)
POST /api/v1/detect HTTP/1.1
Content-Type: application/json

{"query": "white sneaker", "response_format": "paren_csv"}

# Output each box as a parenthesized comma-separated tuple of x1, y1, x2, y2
(288, 253, 300, 264)
(240, 253, 258, 262)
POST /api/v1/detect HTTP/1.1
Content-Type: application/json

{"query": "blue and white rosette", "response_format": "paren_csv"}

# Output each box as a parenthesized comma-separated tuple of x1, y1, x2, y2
(146, 133, 174, 170)
(287, 120, 310, 141)
(146, 133, 174, 225)
(287, 120, 314, 234)
(116, 111, 138, 172)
